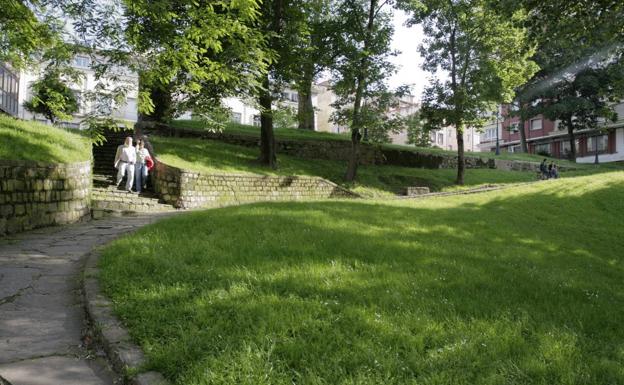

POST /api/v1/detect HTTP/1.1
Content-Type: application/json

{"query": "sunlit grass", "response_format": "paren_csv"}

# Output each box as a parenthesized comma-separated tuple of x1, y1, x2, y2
(100, 171, 624, 385)
(171, 119, 581, 166)
(150, 136, 538, 197)
(0, 115, 91, 163)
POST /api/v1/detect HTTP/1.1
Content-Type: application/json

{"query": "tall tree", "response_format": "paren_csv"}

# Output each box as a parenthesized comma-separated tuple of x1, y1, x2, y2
(331, 0, 397, 181)
(123, 0, 269, 123)
(402, 0, 538, 184)
(292, 0, 337, 130)
(255, 0, 308, 167)
(521, 1, 623, 161)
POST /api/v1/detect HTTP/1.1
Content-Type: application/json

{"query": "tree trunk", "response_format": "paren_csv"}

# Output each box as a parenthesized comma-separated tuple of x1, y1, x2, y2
(345, 0, 376, 182)
(297, 69, 315, 130)
(456, 123, 465, 185)
(142, 82, 174, 123)
(519, 116, 528, 153)
(259, 75, 277, 168)
(567, 116, 576, 162)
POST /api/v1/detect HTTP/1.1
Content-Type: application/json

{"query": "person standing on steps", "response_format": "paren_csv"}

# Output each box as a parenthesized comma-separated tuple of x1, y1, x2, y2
(114, 136, 136, 193)
(134, 138, 151, 194)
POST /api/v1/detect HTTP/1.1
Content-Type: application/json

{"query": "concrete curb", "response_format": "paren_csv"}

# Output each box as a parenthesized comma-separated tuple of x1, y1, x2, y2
(82, 249, 170, 385)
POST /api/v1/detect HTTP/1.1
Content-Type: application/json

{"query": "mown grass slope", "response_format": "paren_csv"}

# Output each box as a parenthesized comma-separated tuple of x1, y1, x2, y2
(0, 115, 91, 163)
(171, 119, 581, 165)
(100, 171, 624, 385)
(150, 136, 539, 197)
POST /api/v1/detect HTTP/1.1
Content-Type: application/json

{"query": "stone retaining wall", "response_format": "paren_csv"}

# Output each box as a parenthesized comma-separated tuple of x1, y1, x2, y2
(140, 122, 548, 171)
(0, 160, 91, 235)
(152, 161, 357, 209)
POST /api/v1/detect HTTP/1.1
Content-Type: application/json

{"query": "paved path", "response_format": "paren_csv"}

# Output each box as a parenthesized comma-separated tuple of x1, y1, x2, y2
(0, 215, 172, 385)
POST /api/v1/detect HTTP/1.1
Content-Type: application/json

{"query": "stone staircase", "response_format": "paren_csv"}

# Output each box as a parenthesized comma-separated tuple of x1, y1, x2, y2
(91, 129, 176, 218)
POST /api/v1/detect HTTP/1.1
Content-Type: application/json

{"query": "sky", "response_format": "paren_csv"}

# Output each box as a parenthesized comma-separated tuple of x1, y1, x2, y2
(388, 10, 429, 99)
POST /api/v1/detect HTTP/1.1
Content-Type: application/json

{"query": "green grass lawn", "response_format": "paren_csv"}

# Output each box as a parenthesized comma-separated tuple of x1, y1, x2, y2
(0, 115, 91, 163)
(171, 119, 580, 166)
(99, 171, 624, 385)
(150, 136, 539, 197)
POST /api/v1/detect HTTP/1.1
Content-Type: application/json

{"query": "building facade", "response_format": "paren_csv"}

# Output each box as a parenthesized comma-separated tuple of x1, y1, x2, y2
(480, 102, 624, 163)
(0, 63, 20, 117)
(16, 55, 139, 127)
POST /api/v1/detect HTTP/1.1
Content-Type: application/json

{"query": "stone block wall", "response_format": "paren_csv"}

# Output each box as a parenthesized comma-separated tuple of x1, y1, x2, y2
(152, 161, 357, 209)
(0, 160, 91, 235)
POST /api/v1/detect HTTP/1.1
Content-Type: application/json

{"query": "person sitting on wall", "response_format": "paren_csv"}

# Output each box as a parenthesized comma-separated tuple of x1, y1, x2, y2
(134, 139, 151, 194)
(539, 158, 548, 179)
(114, 136, 136, 193)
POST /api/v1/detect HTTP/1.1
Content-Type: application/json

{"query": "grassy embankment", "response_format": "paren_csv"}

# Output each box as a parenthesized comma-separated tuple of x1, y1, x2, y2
(150, 135, 542, 197)
(0, 115, 91, 162)
(100, 171, 624, 385)
(171, 119, 580, 165)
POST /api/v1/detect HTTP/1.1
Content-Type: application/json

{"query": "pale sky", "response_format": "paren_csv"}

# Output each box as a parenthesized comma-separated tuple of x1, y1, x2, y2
(388, 10, 429, 99)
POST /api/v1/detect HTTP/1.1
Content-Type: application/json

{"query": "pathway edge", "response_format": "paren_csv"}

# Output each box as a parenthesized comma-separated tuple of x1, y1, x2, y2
(83, 248, 170, 385)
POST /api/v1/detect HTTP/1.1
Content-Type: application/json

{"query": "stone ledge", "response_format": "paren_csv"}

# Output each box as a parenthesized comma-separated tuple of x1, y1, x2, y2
(82, 250, 171, 385)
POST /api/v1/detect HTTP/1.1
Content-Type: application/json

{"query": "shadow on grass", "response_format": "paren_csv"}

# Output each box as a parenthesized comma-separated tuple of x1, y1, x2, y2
(100, 173, 624, 385)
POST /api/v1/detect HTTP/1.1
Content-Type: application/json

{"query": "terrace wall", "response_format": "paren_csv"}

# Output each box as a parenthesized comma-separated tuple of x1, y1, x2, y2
(152, 161, 357, 209)
(0, 160, 91, 235)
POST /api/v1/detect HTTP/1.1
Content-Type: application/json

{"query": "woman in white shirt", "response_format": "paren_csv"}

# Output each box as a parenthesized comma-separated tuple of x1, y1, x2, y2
(134, 139, 151, 193)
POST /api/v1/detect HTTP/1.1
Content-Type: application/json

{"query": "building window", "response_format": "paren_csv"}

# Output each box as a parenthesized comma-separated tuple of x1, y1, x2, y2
(230, 112, 242, 124)
(560, 139, 581, 158)
(587, 135, 608, 154)
(290, 92, 298, 102)
(0, 63, 19, 116)
(509, 123, 519, 132)
(534, 143, 551, 156)
(438, 132, 444, 144)
(509, 145, 521, 153)
(530, 118, 542, 130)
(73, 55, 91, 69)
(252, 115, 261, 127)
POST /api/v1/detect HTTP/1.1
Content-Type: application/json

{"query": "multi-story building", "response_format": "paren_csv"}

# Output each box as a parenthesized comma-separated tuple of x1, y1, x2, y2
(0, 63, 20, 117)
(15, 55, 139, 127)
(480, 102, 624, 163)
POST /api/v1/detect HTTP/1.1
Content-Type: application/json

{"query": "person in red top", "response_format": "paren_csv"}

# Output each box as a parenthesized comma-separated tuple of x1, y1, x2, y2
(134, 139, 151, 193)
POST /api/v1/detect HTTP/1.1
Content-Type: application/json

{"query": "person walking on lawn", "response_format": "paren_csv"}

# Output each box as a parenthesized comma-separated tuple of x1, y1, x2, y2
(539, 158, 548, 179)
(114, 136, 136, 193)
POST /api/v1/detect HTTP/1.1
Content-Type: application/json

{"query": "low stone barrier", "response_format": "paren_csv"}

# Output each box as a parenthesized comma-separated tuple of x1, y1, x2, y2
(0, 160, 91, 235)
(139, 122, 549, 171)
(152, 161, 358, 209)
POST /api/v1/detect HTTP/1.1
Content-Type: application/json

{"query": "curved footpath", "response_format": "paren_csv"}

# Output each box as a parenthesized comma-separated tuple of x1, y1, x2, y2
(0, 214, 173, 385)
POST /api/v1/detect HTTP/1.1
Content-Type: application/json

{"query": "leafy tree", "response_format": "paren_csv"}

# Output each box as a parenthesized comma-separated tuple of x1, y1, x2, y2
(405, 111, 430, 147)
(402, 0, 538, 184)
(255, 0, 309, 168)
(292, 0, 338, 130)
(332, 87, 408, 144)
(518, 1, 624, 161)
(330, 0, 397, 181)
(123, 0, 270, 123)
(23, 67, 79, 124)
(0, 1, 58, 69)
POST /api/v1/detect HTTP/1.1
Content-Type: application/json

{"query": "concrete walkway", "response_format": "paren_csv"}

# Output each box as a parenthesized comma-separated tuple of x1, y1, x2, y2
(0, 215, 170, 385)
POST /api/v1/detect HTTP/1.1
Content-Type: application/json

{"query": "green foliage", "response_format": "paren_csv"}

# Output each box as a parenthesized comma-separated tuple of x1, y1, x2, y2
(0, 0, 59, 69)
(0, 114, 91, 162)
(23, 67, 80, 124)
(405, 112, 431, 147)
(125, 0, 270, 121)
(403, 0, 538, 183)
(272, 105, 298, 129)
(100, 172, 624, 385)
(332, 88, 409, 144)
